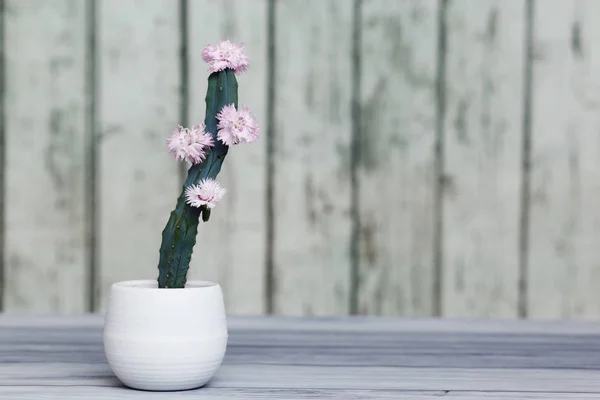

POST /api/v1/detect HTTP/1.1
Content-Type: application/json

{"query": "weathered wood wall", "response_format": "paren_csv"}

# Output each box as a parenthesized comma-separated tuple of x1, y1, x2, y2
(1, 0, 599, 319)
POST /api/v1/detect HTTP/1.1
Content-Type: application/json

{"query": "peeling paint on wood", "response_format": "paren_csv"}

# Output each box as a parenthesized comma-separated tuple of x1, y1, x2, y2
(272, 0, 353, 316)
(442, 0, 524, 317)
(357, 0, 438, 317)
(96, 0, 180, 311)
(4, 0, 88, 313)
(186, 0, 268, 316)
(528, 0, 600, 318)
(8, 0, 600, 319)
(0, 0, 5, 312)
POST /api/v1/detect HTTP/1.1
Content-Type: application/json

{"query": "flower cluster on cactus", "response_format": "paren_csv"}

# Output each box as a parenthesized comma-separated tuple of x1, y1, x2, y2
(185, 179, 227, 209)
(158, 39, 258, 289)
(217, 104, 260, 145)
(202, 40, 249, 74)
(167, 123, 214, 164)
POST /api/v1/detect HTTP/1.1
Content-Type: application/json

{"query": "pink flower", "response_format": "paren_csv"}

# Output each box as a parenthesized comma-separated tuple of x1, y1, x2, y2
(189, 123, 214, 148)
(216, 104, 260, 146)
(202, 40, 249, 75)
(185, 179, 226, 209)
(166, 122, 214, 164)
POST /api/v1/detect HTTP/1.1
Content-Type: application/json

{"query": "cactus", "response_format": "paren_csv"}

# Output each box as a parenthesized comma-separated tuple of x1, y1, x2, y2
(157, 40, 255, 288)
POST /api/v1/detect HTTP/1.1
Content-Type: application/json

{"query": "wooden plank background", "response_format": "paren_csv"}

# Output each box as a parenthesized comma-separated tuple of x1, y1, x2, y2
(442, 0, 525, 318)
(4, 0, 88, 313)
(1, 0, 600, 319)
(357, 0, 438, 317)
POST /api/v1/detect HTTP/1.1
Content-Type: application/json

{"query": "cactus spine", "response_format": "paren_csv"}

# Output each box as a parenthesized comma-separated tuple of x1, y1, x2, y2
(157, 69, 238, 288)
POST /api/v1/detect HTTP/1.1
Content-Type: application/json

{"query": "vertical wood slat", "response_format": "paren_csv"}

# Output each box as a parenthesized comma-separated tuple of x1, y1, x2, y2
(84, 0, 97, 313)
(187, 0, 268, 315)
(3, 0, 88, 313)
(265, 0, 276, 313)
(96, 0, 180, 311)
(272, 0, 353, 316)
(441, 0, 525, 317)
(357, 0, 438, 316)
(528, 0, 600, 318)
(0, 0, 6, 311)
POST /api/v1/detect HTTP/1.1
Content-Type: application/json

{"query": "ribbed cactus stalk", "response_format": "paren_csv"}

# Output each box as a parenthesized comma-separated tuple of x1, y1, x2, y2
(157, 40, 256, 288)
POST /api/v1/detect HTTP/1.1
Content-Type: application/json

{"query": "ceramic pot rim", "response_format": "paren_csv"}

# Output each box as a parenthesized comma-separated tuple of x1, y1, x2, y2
(111, 279, 218, 292)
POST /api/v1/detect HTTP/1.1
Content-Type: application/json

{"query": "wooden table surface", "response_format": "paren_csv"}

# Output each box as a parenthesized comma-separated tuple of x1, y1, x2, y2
(2, 315, 600, 399)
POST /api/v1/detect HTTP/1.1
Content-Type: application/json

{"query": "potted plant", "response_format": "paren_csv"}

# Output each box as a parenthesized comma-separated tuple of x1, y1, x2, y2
(102, 40, 258, 392)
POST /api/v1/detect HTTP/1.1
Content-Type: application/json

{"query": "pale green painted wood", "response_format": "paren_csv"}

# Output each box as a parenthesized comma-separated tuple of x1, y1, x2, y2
(357, 0, 439, 316)
(3, 0, 88, 313)
(272, 0, 353, 316)
(96, 0, 180, 311)
(186, 0, 268, 316)
(442, 0, 525, 317)
(527, 0, 600, 318)
(7, 0, 600, 319)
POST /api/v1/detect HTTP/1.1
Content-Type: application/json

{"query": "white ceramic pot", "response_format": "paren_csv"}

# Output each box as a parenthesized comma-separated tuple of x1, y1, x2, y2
(103, 280, 228, 391)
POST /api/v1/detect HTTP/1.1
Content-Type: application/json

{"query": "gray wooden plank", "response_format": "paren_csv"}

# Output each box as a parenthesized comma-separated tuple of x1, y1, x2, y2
(228, 316, 600, 334)
(5, 314, 600, 335)
(186, 0, 268, 316)
(442, 0, 525, 318)
(3, 0, 88, 313)
(2, 316, 600, 395)
(272, 0, 353, 316)
(528, 0, 600, 318)
(146, 365, 600, 393)
(96, 0, 181, 311)
(2, 316, 600, 394)
(3, 324, 600, 371)
(0, 387, 446, 400)
(446, 394, 600, 400)
(2, 363, 600, 393)
(357, 0, 438, 317)
(2, 388, 599, 400)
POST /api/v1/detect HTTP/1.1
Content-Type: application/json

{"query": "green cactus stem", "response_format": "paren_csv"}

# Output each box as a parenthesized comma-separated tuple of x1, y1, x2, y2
(157, 69, 238, 288)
